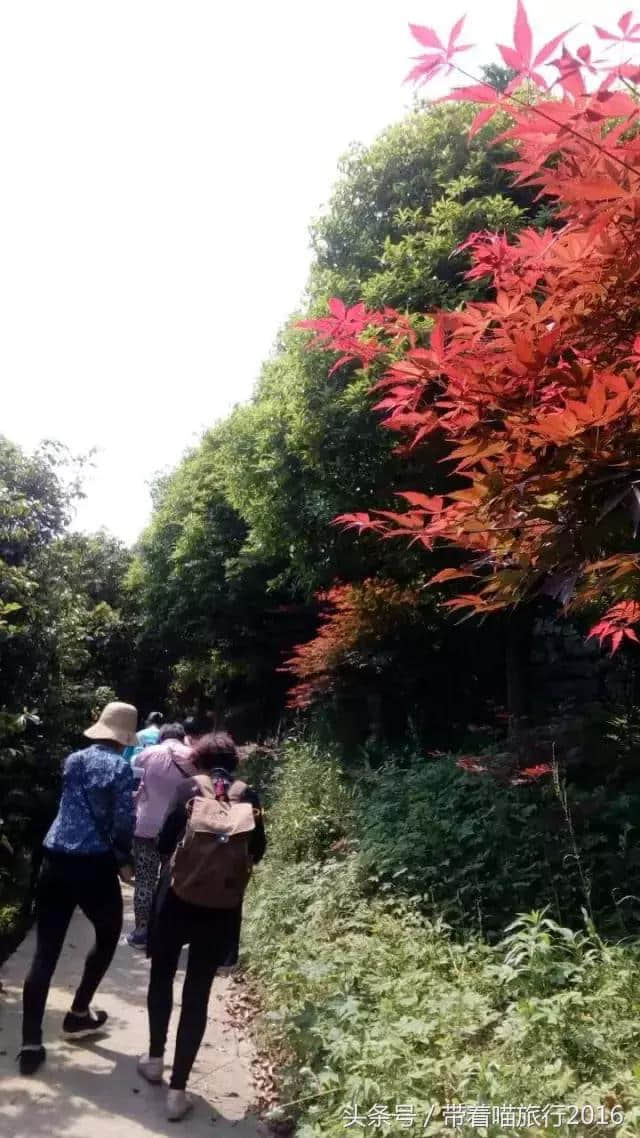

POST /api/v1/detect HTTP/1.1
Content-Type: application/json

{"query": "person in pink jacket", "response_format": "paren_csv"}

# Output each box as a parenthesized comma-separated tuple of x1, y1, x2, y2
(127, 724, 196, 948)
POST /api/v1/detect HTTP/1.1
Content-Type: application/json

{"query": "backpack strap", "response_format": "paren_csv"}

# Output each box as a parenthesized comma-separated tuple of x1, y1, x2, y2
(193, 773, 216, 799)
(192, 773, 248, 801)
(228, 779, 248, 801)
(228, 780, 262, 826)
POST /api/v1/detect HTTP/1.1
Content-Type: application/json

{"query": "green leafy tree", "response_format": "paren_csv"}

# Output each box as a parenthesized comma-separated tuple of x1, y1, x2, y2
(216, 101, 534, 597)
(0, 439, 136, 925)
(136, 99, 533, 735)
(131, 433, 310, 736)
(309, 101, 531, 311)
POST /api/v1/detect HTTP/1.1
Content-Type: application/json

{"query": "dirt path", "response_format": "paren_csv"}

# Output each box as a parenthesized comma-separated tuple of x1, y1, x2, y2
(0, 887, 264, 1137)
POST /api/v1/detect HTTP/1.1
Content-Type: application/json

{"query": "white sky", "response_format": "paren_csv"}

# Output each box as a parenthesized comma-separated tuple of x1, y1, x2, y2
(0, 0, 611, 544)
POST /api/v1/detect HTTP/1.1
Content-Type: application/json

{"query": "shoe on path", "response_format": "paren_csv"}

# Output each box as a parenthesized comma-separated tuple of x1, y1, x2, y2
(167, 1089, 194, 1121)
(127, 930, 147, 949)
(62, 1008, 108, 1039)
(17, 1045, 46, 1076)
(137, 1054, 164, 1084)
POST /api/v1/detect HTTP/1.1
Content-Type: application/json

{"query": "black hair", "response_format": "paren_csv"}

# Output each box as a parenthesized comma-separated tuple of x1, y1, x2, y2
(158, 722, 185, 743)
(146, 711, 163, 728)
(183, 715, 211, 739)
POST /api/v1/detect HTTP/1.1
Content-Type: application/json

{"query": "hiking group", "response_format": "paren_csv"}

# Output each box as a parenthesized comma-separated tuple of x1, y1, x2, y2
(17, 700, 266, 1122)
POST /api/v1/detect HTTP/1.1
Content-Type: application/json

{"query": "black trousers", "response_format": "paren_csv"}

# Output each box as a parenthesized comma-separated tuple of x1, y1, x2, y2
(147, 887, 240, 1090)
(22, 851, 123, 1046)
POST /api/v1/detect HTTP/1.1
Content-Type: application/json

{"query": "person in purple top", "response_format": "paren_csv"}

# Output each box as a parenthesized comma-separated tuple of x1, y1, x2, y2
(127, 723, 197, 948)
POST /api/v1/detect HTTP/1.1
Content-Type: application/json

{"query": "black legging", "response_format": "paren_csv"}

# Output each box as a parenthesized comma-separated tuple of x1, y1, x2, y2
(148, 932, 218, 1090)
(147, 887, 240, 1090)
(22, 851, 123, 1046)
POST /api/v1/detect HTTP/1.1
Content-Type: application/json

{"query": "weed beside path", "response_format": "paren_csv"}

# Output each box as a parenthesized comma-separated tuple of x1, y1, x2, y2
(242, 741, 640, 1138)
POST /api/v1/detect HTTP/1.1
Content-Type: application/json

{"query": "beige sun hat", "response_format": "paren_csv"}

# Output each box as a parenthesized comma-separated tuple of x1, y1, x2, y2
(84, 701, 138, 747)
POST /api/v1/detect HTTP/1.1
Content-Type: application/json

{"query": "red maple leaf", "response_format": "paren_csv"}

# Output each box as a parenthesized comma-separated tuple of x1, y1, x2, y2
(406, 15, 472, 86)
(595, 11, 640, 44)
(589, 601, 640, 653)
(286, 4, 640, 708)
(520, 763, 553, 779)
(497, 1, 574, 88)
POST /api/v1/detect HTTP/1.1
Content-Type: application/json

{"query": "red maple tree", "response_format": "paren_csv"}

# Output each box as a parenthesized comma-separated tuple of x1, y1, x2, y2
(299, 4, 640, 653)
(281, 580, 421, 709)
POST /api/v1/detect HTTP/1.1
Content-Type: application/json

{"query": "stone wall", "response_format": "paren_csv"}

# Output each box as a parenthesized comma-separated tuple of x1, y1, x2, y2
(528, 616, 639, 727)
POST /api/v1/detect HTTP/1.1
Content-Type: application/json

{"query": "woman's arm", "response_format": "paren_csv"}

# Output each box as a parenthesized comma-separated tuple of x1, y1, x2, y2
(157, 801, 188, 859)
(132, 750, 149, 801)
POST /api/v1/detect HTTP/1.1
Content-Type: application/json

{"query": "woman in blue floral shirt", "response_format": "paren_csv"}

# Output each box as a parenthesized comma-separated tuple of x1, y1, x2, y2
(19, 701, 138, 1077)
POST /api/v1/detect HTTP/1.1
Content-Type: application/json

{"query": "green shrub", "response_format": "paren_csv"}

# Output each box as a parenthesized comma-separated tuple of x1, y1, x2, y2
(245, 853, 640, 1137)
(0, 903, 20, 935)
(357, 755, 640, 938)
(243, 740, 640, 1136)
(263, 739, 356, 863)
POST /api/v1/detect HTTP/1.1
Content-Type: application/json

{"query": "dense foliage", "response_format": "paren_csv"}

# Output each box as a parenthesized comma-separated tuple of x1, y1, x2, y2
(0, 438, 135, 939)
(299, 5, 640, 661)
(244, 740, 640, 1137)
(131, 99, 539, 734)
(282, 581, 425, 710)
(129, 431, 304, 738)
(5, 8, 640, 1132)
(237, 15, 640, 1133)
(0, 51, 542, 934)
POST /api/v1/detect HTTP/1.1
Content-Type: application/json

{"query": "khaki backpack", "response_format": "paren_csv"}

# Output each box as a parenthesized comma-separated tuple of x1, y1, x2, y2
(171, 774, 256, 909)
